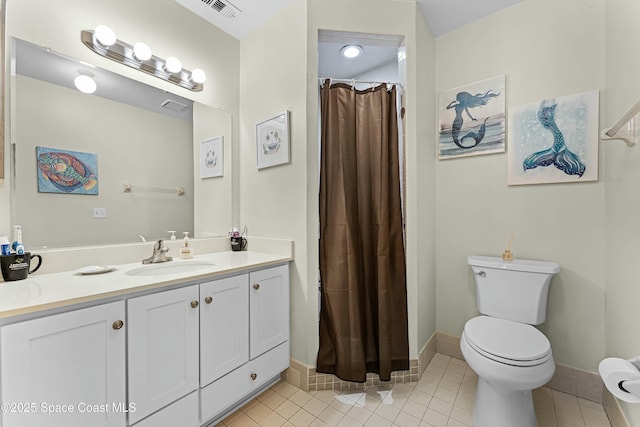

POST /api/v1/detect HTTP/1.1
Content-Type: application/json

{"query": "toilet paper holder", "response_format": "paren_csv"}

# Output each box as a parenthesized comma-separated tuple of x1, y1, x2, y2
(599, 356, 640, 403)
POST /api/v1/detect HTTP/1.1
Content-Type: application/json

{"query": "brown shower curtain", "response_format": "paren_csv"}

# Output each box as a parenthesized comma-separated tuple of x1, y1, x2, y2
(317, 80, 409, 382)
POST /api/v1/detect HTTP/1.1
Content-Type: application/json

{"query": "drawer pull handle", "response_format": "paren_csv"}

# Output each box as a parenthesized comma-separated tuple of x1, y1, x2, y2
(191, 300, 199, 309)
(250, 373, 257, 381)
(112, 320, 124, 330)
(204, 296, 213, 304)
(253, 283, 260, 290)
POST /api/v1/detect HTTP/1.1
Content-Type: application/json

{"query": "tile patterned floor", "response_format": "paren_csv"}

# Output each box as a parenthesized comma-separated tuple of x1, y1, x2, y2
(217, 353, 612, 427)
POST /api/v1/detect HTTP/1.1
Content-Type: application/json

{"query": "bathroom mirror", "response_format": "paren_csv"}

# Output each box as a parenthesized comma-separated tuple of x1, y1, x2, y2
(9, 37, 231, 248)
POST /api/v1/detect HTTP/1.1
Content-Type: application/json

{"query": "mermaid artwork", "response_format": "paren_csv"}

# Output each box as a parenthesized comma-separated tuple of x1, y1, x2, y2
(446, 90, 501, 149)
(522, 100, 585, 177)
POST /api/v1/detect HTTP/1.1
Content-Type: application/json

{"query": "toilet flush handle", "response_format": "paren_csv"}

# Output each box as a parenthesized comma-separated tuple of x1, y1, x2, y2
(476, 271, 486, 278)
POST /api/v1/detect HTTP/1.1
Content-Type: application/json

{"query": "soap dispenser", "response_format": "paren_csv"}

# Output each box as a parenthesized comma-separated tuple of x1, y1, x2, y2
(180, 232, 193, 259)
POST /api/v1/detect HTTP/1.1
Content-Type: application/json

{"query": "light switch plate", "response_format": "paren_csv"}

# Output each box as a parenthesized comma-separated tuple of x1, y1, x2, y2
(92, 207, 107, 218)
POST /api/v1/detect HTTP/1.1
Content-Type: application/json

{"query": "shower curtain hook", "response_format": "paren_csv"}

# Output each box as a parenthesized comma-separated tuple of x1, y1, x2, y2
(351, 79, 355, 91)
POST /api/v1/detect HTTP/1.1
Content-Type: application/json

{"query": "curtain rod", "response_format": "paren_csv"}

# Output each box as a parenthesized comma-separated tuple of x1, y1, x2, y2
(319, 78, 404, 90)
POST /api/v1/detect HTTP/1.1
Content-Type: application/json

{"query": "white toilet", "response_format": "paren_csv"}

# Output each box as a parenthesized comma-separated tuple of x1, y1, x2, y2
(460, 255, 560, 427)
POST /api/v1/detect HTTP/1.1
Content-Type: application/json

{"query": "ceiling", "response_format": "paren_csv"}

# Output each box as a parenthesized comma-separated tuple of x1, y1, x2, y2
(172, 0, 525, 40)
(416, 0, 525, 37)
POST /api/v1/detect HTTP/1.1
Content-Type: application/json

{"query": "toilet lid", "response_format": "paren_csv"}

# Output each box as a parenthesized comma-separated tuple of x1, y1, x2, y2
(464, 316, 552, 367)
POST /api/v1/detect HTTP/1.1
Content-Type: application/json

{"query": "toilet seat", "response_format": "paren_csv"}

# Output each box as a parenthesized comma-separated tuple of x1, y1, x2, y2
(463, 316, 552, 367)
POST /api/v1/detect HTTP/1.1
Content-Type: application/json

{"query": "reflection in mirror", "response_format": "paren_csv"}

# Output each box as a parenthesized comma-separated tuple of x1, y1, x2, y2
(11, 38, 196, 248)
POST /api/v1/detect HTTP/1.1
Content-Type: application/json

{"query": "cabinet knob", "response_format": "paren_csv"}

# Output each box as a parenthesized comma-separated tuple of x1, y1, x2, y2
(204, 296, 213, 304)
(112, 320, 124, 330)
(253, 283, 260, 290)
(191, 300, 199, 309)
(250, 373, 257, 381)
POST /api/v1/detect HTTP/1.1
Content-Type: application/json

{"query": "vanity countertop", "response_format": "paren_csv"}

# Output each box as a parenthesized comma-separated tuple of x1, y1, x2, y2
(0, 250, 292, 320)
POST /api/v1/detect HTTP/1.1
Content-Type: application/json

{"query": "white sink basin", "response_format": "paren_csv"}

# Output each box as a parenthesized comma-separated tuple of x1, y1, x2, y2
(126, 260, 216, 277)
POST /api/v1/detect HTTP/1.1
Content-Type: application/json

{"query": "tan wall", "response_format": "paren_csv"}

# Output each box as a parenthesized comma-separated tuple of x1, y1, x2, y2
(238, 0, 309, 362)
(434, 0, 606, 372)
(304, 0, 434, 363)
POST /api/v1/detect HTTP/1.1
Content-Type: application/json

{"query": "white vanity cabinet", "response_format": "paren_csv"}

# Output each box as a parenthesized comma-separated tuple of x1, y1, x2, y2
(199, 274, 249, 387)
(0, 261, 290, 427)
(249, 265, 290, 359)
(199, 264, 290, 423)
(0, 301, 127, 427)
(127, 285, 200, 425)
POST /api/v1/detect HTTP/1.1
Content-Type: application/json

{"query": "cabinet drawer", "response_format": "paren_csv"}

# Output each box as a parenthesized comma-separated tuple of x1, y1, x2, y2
(200, 341, 290, 423)
(132, 391, 198, 427)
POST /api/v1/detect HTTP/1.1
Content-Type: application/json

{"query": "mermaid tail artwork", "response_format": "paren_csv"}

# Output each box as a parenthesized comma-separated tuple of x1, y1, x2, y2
(523, 100, 585, 177)
(446, 90, 500, 149)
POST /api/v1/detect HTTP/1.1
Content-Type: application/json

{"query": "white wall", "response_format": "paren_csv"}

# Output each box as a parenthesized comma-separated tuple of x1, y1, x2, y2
(2, 0, 240, 242)
(605, 0, 640, 423)
(434, 0, 606, 372)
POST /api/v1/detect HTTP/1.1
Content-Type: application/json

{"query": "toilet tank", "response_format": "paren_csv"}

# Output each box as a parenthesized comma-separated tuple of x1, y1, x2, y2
(468, 256, 560, 325)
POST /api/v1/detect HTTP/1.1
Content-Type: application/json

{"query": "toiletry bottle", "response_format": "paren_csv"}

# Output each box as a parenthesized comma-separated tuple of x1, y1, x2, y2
(0, 236, 10, 256)
(11, 225, 24, 255)
(180, 232, 193, 259)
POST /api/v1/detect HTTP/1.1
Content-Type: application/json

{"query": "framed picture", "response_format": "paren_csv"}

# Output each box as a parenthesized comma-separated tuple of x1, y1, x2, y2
(199, 136, 223, 178)
(507, 90, 599, 185)
(36, 146, 98, 195)
(256, 111, 290, 170)
(438, 75, 506, 159)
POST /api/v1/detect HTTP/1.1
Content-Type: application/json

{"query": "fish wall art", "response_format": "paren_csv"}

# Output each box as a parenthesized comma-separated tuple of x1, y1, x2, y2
(438, 75, 506, 159)
(507, 90, 599, 185)
(36, 147, 98, 195)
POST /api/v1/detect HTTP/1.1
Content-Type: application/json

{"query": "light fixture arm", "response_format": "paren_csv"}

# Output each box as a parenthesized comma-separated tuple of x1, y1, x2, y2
(81, 30, 203, 92)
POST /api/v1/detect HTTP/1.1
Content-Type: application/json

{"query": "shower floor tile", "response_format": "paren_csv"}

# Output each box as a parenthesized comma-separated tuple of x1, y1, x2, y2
(216, 353, 611, 427)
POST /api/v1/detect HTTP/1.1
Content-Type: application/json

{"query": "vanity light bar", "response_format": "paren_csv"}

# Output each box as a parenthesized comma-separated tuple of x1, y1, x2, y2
(81, 30, 204, 92)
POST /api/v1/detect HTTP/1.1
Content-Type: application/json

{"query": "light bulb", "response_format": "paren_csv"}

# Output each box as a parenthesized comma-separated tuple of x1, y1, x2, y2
(190, 68, 206, 84)
(94, 25, 116, 47)
(74, 75, 96, 94)
(133, 42, 152, 62)
(164, 56, 182, 74)
(340, 45, 363, 59)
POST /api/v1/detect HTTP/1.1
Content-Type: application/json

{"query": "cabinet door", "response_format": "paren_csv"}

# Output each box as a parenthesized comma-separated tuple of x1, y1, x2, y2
(200, 274, 249, 387)
(1, 301, 126, 427)
(249, 265, 289, 359)
(127, 286, 199, 424)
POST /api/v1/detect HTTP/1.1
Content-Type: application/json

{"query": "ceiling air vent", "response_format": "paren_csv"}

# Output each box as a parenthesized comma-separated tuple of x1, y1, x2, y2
(161, 99, 189, 113)
(199, 0, 241, 20)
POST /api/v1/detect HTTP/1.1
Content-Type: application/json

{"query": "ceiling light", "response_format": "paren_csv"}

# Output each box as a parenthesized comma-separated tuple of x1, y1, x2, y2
(81, 29, 205, 91)
(190, 68, 207, 84)
(164, 56, 182, 74)
(340, 45, 363, 59)
(94, 25, 116, 47)
(74, 72, 96, 94)
(132, 42, 152, 62)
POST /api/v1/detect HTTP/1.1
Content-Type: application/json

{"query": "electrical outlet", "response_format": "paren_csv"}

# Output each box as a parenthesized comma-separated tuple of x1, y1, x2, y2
(92, 207, 107, 218)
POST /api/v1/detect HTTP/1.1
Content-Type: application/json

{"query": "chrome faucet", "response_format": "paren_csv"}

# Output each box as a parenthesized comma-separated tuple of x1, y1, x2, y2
(142, 239, 173, 264)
